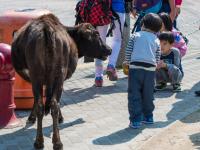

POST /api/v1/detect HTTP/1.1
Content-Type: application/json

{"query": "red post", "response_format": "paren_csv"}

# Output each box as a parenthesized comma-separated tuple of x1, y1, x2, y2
(0, 43, 21, 128)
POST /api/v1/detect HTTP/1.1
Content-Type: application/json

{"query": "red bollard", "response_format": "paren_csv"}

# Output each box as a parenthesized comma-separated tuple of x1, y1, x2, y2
(0, 43, 21, 128)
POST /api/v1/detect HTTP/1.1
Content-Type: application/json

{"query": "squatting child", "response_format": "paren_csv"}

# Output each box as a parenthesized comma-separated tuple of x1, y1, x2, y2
(155, 31, 183, 92)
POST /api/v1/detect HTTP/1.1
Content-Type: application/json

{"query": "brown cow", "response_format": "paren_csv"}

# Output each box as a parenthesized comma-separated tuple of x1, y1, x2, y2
(11, 14, 111, 150)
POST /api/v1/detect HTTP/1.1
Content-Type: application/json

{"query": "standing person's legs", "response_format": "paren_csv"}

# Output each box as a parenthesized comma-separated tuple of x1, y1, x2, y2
(128, 69, 143, 128)
(108, 13, 125, 67)
(106, 13, 125, 81)
(142, 70, 155, 123)
(95, 25, 109, 87)
(159, 2, 176, 28)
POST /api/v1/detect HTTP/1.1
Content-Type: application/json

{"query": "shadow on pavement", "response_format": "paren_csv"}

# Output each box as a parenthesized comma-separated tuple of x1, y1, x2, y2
(92, 81, 200, 145)
(189, 132, 200, 150)
(61, 81, 127, 106)
(92, 120, 171, 145)
(0, 118, 85, 146)
(181, 109, 200, 149)
(92, 127, 142, 145)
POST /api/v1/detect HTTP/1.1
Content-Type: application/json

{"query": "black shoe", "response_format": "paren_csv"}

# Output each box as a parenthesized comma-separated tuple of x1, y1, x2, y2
(155, 83, 167, 91)
(173, 83, 181, 92)
(195, 90, 200, 96)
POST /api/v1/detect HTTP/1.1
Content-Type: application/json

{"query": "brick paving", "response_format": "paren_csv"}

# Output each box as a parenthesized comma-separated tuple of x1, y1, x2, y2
(0, 0, 200, 150)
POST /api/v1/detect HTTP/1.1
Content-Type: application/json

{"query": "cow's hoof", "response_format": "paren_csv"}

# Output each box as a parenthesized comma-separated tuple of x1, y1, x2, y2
(34, 141, 44, 149)
(53, 142, 63, 150)
(27, 117, 36, 124)
(59, 116, 64, 124)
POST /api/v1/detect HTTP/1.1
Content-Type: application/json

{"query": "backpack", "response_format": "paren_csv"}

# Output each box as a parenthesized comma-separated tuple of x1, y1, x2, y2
(134, 0, 162, 13)
(75, 0, 113, 26)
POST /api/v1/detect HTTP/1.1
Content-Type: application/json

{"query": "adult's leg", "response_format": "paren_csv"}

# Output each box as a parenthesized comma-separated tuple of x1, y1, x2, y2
(108, 12, 125, 67)
(95, 25, 109, 78)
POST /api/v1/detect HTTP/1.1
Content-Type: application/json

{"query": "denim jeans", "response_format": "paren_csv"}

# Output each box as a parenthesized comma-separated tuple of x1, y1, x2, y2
(128, 68, 155, 122)
(156, 64, 183, 84)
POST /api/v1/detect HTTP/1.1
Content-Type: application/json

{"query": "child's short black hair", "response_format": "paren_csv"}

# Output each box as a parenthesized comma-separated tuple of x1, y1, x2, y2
(141, 13, 162, 32)
(159, 12, 173, 31)
(159, 32, 175, 44)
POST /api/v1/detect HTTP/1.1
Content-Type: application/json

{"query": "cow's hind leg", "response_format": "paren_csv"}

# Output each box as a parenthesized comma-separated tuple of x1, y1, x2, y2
(56, 89, 64, 124)
(32, 82, 44, 149)
(50, 78, 63, 150)
(45, 85, 63, 124)
(51, 98, 63, 150)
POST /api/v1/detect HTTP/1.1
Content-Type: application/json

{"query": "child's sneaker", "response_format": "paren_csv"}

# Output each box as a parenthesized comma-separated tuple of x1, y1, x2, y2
(142, 116, 154, 124)
(173, 83, 181, 92)
(95, 76, 103, 87)
(106, 64, 118, 81)
(129, 121, 142, 129)
(155, 82, 167, 91)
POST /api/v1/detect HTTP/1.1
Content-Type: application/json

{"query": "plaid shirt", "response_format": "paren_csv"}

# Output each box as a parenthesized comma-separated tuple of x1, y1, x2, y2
(79, 0, 112, 26)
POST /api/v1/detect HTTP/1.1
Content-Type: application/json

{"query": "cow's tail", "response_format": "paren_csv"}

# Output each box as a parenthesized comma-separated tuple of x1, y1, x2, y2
(43, 24, 57, 116)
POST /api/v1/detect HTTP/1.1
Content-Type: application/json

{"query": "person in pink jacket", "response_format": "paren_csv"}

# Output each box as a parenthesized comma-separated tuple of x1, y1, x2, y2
(159, 12, 187, 57)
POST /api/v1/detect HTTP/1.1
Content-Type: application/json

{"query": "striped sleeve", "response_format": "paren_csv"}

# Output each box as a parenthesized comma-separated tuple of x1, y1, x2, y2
(125, 34, 135, 63)
(155, 42, 161, 64)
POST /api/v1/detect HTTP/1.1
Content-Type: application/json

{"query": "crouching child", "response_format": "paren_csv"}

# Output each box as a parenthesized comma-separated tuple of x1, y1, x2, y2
(156, 31, 184, 92)
(124, 13, 162, 129)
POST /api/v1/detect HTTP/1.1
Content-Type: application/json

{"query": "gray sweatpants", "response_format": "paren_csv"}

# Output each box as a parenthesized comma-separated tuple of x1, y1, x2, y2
(156, 64, 183, 84)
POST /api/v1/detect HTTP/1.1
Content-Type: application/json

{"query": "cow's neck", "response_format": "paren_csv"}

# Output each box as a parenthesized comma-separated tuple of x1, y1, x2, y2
(65, 26, 83, 58)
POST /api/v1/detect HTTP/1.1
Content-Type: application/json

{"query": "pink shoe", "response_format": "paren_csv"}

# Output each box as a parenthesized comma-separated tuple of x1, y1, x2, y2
(106, 64, 118, 81)
(95, 76, 103, 87)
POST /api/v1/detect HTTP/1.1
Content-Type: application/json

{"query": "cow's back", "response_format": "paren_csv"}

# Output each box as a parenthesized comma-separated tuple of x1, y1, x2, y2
(12, 14, 74, 84)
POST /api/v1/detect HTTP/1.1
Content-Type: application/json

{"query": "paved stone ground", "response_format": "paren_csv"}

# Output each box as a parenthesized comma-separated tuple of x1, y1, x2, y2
(140, 110, 200, 150)
(0, 0, 200, 150)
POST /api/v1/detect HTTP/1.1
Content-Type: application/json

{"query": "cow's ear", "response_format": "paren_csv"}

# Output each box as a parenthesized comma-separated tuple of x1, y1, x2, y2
(81, 23, 96, 32)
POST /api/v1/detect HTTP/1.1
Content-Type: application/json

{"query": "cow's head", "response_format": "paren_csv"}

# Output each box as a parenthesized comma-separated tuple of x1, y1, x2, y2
(66, 23, 112, 60)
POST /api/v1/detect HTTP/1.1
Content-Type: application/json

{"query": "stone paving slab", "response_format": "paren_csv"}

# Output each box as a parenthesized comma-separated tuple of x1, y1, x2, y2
(0, 52, 200, 150)
(140, 110, 200, 150)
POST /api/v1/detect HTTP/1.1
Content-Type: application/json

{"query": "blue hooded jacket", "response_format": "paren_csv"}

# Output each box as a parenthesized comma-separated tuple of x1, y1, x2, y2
(112, 0, 125, 13)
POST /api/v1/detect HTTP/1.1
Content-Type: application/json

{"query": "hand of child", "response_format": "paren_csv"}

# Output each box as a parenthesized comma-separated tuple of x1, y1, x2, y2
(122, 61, 129, 75)
(157, 60, 166, 69)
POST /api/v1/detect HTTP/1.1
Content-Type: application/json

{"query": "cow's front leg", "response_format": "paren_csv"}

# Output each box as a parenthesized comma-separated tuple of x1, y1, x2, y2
(58, 107, 64, 124)
(27, 101, 37, 124)
(51, 99, 63, 150)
